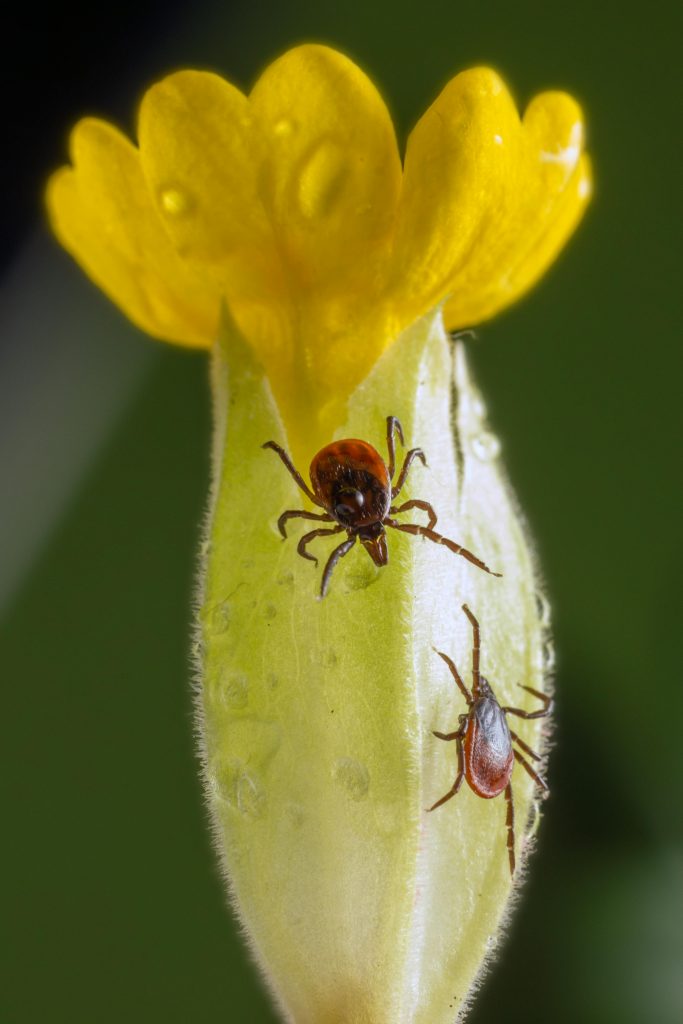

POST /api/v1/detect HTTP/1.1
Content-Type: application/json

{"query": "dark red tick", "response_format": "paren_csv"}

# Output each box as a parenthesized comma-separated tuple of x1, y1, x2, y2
(428, 603, 553, 875)
(263, 416, 501, 598)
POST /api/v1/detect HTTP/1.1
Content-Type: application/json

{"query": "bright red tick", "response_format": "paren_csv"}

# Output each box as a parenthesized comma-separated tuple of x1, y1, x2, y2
(263, 416, 502, 598)
(429, 603, 552, 875)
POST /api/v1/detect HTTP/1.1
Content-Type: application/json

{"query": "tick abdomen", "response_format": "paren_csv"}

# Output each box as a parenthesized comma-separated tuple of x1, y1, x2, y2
(310, 440, 391, 528)
(465, 698, 514, 799)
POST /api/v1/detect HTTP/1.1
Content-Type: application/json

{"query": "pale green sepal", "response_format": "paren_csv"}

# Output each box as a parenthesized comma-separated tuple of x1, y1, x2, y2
(197, 307, 551, 1023)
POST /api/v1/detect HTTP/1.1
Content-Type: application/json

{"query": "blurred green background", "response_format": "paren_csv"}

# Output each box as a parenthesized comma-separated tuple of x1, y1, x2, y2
(3, 1, 682, 1021)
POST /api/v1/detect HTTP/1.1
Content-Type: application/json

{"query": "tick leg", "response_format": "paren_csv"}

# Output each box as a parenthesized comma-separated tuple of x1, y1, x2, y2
(297, 526, 344, 566)
(262, 441, 321, 505)
(428, 734, 465, 812)
(391, 448, 427, 498)
(386, 520, 502, 578)
(504, 783, 516, 876)
(433, 648, 473, 705)
(386, 415, 405, 480)
(319, 535, 357, 598)
(503, 685, 553, 719)
(462, 604, 481, 690)
(513, 749, 549, 793)
(277, 509, 333, 538)
(509, 730, 542, 762)
(390, 499, 437, 530)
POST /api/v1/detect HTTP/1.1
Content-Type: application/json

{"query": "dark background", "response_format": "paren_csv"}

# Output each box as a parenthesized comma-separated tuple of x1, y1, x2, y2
(3, 1, 682, 1021)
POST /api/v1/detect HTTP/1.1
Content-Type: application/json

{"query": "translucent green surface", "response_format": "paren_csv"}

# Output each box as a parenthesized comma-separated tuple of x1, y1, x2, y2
(197, 310, 548, 1021)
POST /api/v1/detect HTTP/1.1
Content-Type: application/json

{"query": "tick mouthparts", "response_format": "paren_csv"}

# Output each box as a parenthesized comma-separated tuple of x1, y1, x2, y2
(360, 531, 388, 567)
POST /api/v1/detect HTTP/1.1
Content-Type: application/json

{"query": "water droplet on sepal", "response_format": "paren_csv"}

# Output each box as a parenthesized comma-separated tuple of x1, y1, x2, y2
(534, 590, 552, 628)
(470, 431, 502, 461)
(332, 757, 370, 800)
(542, 640, 556, 671)
(211, 758, 265, 819)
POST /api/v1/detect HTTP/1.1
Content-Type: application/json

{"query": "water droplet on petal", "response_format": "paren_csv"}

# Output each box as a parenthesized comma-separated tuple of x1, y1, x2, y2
(298, 141, 346, 219)
(332, 757, 370, 800)
(471, 431, 501, 461)
(159, 185, 191, 216)
(273, 117, 295, 138)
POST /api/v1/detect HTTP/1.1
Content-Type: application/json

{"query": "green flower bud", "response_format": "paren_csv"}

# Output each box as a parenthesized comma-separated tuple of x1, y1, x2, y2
(198, 307, 551, 1023)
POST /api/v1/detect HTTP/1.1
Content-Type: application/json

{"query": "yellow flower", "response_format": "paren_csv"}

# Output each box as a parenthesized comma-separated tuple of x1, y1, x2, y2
(47, 45, 591, 1024)
(47, 44, 590, 458)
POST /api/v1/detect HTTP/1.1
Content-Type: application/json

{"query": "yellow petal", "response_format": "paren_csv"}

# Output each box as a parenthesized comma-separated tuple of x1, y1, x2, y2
(443, 91, 592, 327)
(46, 50, 592, 438)
(46, 118, 219, 347)
(249, 44, 402, 293)
(137, 70, 281, 297)
(135, 54, 403, 445)
(389, 68, 521, 325)
(389, 71, 590, 331)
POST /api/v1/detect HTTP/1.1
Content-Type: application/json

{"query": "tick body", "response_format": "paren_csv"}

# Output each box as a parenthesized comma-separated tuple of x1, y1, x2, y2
(429, 604, 552, 875)
(263, 417, 501, 597)
(310, 439, 392, 567)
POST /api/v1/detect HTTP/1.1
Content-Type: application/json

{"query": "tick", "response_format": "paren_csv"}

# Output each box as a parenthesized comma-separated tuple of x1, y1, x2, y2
(263, 416, 501, 598)
(428, 604, 552, 875)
